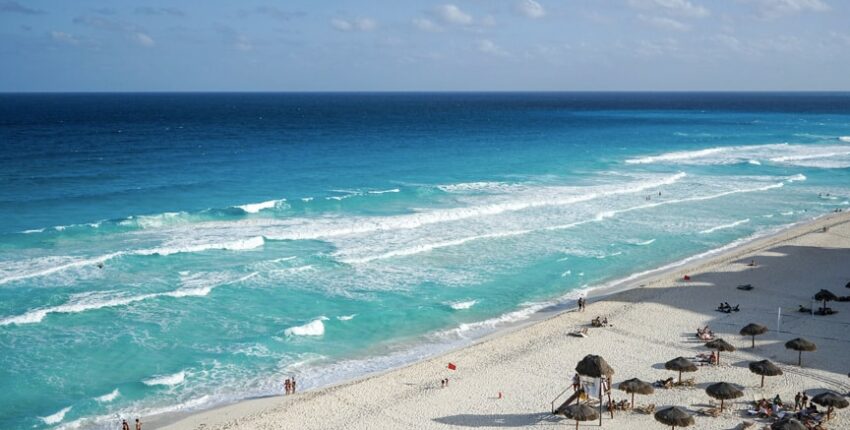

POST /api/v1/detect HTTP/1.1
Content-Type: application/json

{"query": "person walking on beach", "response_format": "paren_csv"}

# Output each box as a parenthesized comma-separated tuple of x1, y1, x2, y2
(284, 378, 291, 395)
(122, 420, 130, 430)
(135, 418, 142, 430)
(572, 373, 580, 392)
(794, 392, 802, 411)
(291, 377, 297, 393)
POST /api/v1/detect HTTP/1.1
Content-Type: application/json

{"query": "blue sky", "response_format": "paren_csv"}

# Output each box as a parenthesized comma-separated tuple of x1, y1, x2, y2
(1, 0, 848, 91)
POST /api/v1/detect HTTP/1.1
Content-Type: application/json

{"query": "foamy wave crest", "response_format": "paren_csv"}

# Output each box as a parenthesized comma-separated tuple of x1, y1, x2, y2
(625, 143, 850, 168)
(285, 317, 329, 336)
(699, 218, 750, 234)
(437, 181, 515, 193)
(337, 314, 357, 321)
(839, 136, 850, 142)
(630, 239, 655, 246)
(94, 389, 120, 403)
(237, 199, 284, 213)
(120, 212, 189, 229)
(143, 371, 186, 387)
(449, 300, 477, 310)
(137, 236, 264, 256)
(282, 173, 685, 244)
(0, 273, 257, 326)
(625, 147, 728, 164)
(368, 188, 400, 194)
(40, 406, 72, 425)
(786, 174, 806, 183)
(0, 252, 123, 286)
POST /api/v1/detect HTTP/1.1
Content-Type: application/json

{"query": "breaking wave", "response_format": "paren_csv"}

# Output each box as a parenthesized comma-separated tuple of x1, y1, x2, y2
(143, 371, 186, 387)
(285, 317, 328, 336)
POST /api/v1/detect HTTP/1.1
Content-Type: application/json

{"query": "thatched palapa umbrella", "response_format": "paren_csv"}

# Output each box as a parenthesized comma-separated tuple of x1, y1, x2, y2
(811, 391, 849, 420)
(814, 289, 838, 310)
(618, 378, 654, 407)
(654, 406, 694, 429)
(770, 418, 807, 430)
(748, 360, 783, 388)
(705, 382, 743, 412)
(704, 338, 735, 364)
(575, 354, 615, 425)
(739, 323, 768, 348)
(561, 403, 599, 430)
(665, 357, 697, 383)
(784, 338, 816, 366)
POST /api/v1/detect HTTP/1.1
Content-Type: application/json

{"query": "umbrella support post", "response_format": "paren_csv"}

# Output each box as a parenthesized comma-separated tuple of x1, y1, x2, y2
(798, 351, 802, 367)
(599, 384, 603, 426)
(760, 375, 765, 388)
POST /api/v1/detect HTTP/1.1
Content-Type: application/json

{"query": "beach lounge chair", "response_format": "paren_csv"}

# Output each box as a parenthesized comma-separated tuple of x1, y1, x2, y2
(569, 327, 589, 338)
(634, 404, 655, 414)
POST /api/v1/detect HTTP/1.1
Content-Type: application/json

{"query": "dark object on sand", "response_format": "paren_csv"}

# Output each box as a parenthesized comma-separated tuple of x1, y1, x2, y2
(748, 360, 782, 388)
(740, 323, 768, 348)
(665, 357, 697, 383)
(704, 339, 735, 364)
(814, 289, 838, 310)
(785, 338, 817, 366)
(618, 378, 654, 407)
(737, 284, 754, 291)
(771, 418, 807, 430)
(705, 382, 743, 412)
(654, 406, 694, 429)
(560, 403, 599, 430)
(811, 391, 849, 420)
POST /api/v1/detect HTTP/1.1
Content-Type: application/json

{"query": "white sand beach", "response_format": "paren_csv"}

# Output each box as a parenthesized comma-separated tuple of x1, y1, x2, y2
(158, 212, 850, 430)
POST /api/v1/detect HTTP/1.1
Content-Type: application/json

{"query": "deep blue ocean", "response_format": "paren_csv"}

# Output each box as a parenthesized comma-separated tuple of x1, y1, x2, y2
(1, 93, 849, 429)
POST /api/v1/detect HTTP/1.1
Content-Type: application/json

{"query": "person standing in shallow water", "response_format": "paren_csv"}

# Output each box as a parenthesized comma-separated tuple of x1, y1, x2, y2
(291, 377, 297, 393)
(122, 419, 130, 430)
(284, 378, 291, 394)
(135, 418, 142, 430)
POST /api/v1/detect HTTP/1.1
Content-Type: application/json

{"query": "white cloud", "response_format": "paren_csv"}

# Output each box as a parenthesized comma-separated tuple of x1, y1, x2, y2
(627, 0, 709, 18)
(413, 17, 441, 32)
(134, 32, 155, 47)
(516, 0, 546, 18)
(638, 14, 690, 31)
(331, 17, 376, 32)
(744, 0, 829, 18)
(50, 31, 79, 46)
(477, 39, 509, 56)
(437, 4, 473, 25)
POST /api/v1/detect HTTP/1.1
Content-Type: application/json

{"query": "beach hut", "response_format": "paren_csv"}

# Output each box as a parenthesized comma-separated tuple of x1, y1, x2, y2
(814, 289, 838, 313)
(654, 406, 694, 429)
(575, 354, 615, 424)
(748, 360, 783, 388)
(561, 403, 599, 430)
(784, 338, 816, 366)
(811, 391, 849, 420)
(739, 323, 768, 348)
(618, 378, 654, 407)
(770, 418, 807, 430)
(705, 382, 743, 412)
(664, 357, 697, 384)
(704, 339, 735, 364)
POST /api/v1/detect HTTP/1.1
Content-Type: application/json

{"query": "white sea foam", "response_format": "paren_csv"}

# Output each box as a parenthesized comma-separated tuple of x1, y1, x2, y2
(237, 199, 284, 213)
(561, 270, 572, 277)
(368, 188, 400, 194)
(285, 317, 329, 336)
(839, 136, 850, 142)
(40, 406, 72, 425)
(632, 239, 656, 246)
(625, 143, 850, 168)
(337, 314, 357, 321)
(437, 181, 514, 193)
(137, 236, 265, 256)
(143, 371, 185, 387)
(21, 228, 45, 234)
(449, 300, 477, 310)
(786, 174, 807, 183)
(94, 389, 120, 403)
(301, 197, 314, 202)
(120, 212, 188, 229)
(0, 273, 257, 326)
(699, 218, 750, 234)
(0, 252, 123, 286)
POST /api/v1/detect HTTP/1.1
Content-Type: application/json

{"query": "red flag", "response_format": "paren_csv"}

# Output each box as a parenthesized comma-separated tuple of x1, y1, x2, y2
(447, 363, 457, 370)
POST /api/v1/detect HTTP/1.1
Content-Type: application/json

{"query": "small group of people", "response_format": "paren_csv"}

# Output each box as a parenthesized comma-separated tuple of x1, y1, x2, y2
(283, 377, 297, 395)
(696, 325, 715, 340)
(716, 302, 740, 313)
(440, 378, 450, 388)
(577, 297, 586, 312)
(591, 316, 609, 327)
(121, 418, 141, 430)
(795, 392, 810, 411)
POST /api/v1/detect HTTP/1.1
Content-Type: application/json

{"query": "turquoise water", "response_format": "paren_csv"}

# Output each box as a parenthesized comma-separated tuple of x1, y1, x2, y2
(1, 93, 849, 429)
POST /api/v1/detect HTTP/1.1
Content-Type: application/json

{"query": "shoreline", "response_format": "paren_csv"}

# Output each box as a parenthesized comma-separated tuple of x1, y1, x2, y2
(152, 210, 850, 430)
